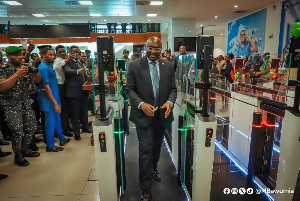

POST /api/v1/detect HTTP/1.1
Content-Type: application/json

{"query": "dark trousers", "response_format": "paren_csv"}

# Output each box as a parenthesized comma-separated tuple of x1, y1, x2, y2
(68, 95, 89, 136)
(0, 106, 12, 139)
(58, 84, 69, 133)
(136, 113, 165, 190)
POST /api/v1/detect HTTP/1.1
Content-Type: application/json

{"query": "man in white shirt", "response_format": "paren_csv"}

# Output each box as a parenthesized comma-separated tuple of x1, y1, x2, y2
(53, 45, 73, 137)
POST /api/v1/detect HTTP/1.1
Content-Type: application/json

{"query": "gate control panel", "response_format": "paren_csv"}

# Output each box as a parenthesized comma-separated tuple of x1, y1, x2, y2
(99, 132, 107, 152)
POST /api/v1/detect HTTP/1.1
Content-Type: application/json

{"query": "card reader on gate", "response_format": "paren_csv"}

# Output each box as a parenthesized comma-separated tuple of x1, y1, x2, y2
(205, 128, 213, 147)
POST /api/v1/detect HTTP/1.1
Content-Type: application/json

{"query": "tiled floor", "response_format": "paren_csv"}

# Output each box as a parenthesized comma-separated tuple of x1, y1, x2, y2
(0, 132, 100, 201)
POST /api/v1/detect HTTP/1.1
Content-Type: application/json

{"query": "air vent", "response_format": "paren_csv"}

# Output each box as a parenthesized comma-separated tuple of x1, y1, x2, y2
(208, 25, 216, 27)
(136, 0, 150, 5)
(65, 1, 80, 6)
(234, 10, 247, 14)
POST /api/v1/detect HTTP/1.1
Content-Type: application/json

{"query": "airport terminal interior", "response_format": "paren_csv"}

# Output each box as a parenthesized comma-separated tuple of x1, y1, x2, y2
(0, 0, 300, 201)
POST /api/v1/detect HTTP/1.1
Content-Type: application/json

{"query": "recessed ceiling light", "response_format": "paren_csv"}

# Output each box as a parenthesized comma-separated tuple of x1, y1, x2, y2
(215, 15, 218, 19)
(234, 5, 238, 8)
(79, 1, 93, 5)
(104, 19, 107, 21)
(32, 14, 46, 17)
(181, 34, 184, 35)
(150, 1, 163, 5)
(200, 24, 203, 27)
(148, 20, 151, 22)
(189, 31, 191, 32)
(3, 1, 22, 5)
(90, 14, 101, 17)
(147, 14, 157, 17)
(221, 33, 223, 35)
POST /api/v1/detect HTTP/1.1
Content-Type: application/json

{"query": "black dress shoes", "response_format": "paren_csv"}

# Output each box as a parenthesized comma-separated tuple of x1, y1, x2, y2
(63, 131, 73, 137)
(82, 128, 93, 133)
(141, 190, 152, 201)
(15, 152, 30, 166)
(152, 168, 161, 182)
(0, 139, 9, 146)
(29, 143, 39, 151)
(60, 138, 70, 146)
(46, 146, 64, 152)
(74, 135, 81, 141)
(0, 150, 12, 158)
(0, 174, 8, 180)
(22, 149, 40, 157)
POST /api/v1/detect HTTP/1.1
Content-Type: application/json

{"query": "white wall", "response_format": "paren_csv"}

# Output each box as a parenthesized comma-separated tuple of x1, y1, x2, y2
(213, 35, 225, 57)
(161, 33, 168, 52)
(225, 0, 283, 55)
(264, 1, 282, 55)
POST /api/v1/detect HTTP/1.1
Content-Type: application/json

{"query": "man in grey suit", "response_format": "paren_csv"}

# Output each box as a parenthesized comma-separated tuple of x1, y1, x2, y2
(126, 37, 177, 201)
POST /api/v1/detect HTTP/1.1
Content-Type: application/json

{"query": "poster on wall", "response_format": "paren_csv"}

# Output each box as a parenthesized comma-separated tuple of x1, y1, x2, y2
(278, 0, 300, 54)
(227, 9, 267, 58)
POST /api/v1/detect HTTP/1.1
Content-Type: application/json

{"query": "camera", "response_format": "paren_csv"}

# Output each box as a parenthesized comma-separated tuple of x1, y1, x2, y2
(23, 63, 38, 74)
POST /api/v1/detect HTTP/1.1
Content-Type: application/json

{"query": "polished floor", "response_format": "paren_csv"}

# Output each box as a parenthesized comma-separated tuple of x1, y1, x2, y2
(0, 132, 100, 201)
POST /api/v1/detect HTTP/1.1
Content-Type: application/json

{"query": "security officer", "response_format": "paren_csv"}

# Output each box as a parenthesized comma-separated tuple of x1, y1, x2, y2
(0, 46, 40, 166)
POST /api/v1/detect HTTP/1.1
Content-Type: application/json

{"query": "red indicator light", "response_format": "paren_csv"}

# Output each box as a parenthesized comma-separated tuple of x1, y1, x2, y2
(208, 129, 212, 134)
(100, 135, 104, 139)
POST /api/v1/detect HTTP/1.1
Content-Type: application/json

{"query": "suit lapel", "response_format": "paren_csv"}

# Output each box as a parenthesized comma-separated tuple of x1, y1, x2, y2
(141, 57, 154, 98)
(159, 59, 166, 99)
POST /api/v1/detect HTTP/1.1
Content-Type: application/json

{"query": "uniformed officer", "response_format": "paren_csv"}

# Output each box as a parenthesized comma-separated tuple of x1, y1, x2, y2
(0, 46, 40, 166)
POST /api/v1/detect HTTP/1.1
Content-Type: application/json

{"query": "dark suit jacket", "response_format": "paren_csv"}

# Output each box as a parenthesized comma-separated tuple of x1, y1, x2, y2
(126, 56, 177, 128)
(63, 60, 87, 99)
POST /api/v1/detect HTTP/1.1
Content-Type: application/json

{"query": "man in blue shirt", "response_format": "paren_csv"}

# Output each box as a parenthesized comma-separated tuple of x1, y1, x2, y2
(38, 48, 70, 152)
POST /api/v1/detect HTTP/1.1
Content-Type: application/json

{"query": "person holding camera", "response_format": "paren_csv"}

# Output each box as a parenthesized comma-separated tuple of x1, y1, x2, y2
(63, 45, 92, 141)
(0, 46, 41, 166)
(38, 48, 70, 152)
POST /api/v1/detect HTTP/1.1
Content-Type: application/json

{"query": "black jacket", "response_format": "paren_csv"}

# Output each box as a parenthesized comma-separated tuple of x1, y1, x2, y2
(126, 56, 177, 127)
(63, 60, 88, 98)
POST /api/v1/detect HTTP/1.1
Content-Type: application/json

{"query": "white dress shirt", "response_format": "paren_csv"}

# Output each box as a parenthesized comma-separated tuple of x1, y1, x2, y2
(53, 57, 66, 84)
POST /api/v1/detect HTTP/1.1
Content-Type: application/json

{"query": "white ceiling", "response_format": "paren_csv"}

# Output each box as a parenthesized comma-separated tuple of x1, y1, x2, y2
(0, 0, 281, 35)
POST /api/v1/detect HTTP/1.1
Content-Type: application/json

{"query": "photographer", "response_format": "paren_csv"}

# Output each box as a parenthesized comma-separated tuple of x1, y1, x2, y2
(0, 46, 40, 166)
(63, 45, 92, 141)
(53, 45, 74, 137)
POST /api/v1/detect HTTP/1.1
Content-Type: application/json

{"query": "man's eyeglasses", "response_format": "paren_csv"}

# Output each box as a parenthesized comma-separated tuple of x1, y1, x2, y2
(81, 56, 87, 58)
(147, 47, 161, 52)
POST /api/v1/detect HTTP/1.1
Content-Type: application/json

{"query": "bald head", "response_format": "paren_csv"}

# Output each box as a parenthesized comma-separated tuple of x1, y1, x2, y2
(146, 36, 162, 62)
(146, 37, 162, 48)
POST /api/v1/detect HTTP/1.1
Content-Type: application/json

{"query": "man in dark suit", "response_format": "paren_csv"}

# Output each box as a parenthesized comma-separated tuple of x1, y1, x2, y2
(63, 45, 92, 141)
(126, 37, 177, 201)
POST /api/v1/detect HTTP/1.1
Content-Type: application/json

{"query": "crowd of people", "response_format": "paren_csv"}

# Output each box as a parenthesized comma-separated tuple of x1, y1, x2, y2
(0, 43, 96, 180)
(0, 41, 287, 181)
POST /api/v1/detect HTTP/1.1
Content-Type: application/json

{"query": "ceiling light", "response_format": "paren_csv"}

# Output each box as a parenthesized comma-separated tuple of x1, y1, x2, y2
(148, 20, 151, 22)
(189, 31, 191, 32)
(90, 14, 101, 17)
(32, 14, 46, 17)
(221, 33, 223, 35)
(79, 1, 93, 5)
(200, 24, 203, 27)
(234, 5, 238, 8)
(104, 19, 107, 21)
(150, 1, 163, 5)
(3, 1, 22, 5)
(147, 14, 157, 17)
(215, 15, 218, 19)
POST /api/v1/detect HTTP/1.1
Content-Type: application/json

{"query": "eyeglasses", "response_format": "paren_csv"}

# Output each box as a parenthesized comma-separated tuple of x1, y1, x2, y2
(81, 56, 87, 58)
(147, 47, 161, 52)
